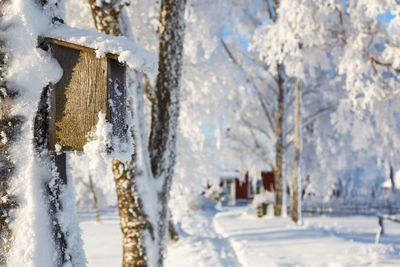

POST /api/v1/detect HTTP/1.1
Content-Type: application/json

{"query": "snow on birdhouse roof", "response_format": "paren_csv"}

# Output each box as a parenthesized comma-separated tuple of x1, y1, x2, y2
(46, 25, 157, 78)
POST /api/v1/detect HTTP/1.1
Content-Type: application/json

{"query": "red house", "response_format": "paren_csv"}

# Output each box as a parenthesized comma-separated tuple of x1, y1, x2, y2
(261, 171, 275, 192)
(235, 173, 249, 199)
(235, 171, 275, 200)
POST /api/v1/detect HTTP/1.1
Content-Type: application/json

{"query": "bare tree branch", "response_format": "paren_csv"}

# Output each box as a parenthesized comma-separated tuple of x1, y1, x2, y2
(220, 39, 277, 136)
(364, 50, 400, 73)
(265, 0, 274, 22)
(242, 116, 274, 169)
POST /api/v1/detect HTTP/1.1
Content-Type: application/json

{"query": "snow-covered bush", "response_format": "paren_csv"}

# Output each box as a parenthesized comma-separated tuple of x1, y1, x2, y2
(251, 191, 275, 209)
(205, 185, 229, 205)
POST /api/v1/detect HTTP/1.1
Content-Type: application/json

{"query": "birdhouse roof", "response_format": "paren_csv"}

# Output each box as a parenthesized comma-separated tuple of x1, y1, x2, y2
(45, 25, 157, 78)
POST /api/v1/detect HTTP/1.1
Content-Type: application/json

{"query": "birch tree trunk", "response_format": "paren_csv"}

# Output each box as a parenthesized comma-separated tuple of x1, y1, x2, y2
(113, 159, 149, 267)
(88, 1, 149, 265)
(263, 2, 286, 217)
(274, 64, 285, 216)
(290, 79, 301, 223)
(88, 0, 123, 36)
(89, 1, 186, 265)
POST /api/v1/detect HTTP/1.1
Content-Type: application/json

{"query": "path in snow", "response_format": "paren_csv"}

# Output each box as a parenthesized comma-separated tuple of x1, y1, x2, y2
(80, 212, 122, 267)
(213, 206, 400, 267)
(165, 210, 242, 267)
(79, 209, 242, 267)
(80, 206, 400, 266)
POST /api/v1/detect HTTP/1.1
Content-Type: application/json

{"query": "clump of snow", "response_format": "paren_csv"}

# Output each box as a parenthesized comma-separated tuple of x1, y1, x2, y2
(69, 113, 117, 210)
(8, 152, 57, 267)
(1, 2, 62, 119)
(188, 195, 217, 212)
(54, 143, 62, 153)
(0, 131, 8, 144)
(46, 24, 157, 78)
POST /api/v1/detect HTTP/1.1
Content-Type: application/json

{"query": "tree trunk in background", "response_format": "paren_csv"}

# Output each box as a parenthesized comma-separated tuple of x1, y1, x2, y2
(88, 1, 149, 265)
(264, 2, 286, 217)
(290, 79, 301, 223)
(390, 165, 396, 194)
(89, 0, 186, 265)
(274, 64, 284, 216)
(167, 213, 179, 242)
(88, 0, 123, 36)
(113, 159, 149, 267)
(148, 0, 186, 262)
(281, 84, 288, 218)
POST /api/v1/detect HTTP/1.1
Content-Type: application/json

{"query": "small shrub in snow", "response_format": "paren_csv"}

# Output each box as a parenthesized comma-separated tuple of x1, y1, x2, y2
(251, 191, 275, 209)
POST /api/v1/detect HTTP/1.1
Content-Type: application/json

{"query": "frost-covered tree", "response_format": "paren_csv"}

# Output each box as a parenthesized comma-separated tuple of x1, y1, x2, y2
(0, 1, 21, 263)
(86, 0, 187, 266)
(147, 1, 187, 263)
(246, 0, 343, 219)
(252, 0, 400, 211)
(86, 1, 148, 265)
(0, 0, 85, 266)
(250, 1, 351, 218)
(205, 0, 288, 216)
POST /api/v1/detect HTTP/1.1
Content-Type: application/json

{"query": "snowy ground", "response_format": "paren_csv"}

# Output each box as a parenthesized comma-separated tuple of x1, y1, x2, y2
(80, 206, 400, 266)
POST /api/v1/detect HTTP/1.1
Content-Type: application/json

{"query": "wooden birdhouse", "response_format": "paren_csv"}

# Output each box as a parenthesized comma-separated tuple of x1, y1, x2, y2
(44, 38, 126, 151)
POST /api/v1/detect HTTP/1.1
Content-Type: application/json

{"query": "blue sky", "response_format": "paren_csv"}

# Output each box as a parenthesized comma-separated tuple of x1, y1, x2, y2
(377, 9, 396, 23)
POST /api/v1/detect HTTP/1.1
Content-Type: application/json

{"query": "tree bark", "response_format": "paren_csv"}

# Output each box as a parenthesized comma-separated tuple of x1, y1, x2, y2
(167, 221, 179, 242)
(88, 1, 150, 265)
(113, 159, 149, 267)
(148, 0, 186, 262)
(88, 0, 124, 36)
(274, 64, 285, 216)
(290, 79, 301, 223)
(89, 1, 186, 265)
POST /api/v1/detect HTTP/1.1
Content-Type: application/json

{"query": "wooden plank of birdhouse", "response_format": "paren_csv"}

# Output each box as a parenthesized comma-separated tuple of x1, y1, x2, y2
(48, 42, 108, 151)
